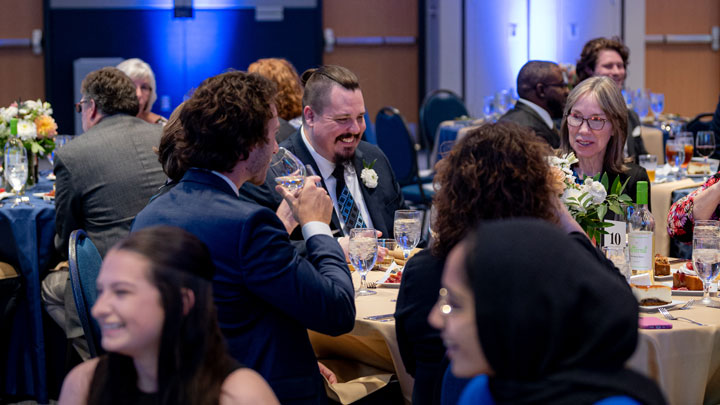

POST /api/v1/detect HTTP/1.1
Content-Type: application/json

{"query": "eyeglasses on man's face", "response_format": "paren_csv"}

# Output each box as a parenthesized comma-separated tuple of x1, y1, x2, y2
(566, 113, 608, 130)
(74, 98, 91, 113)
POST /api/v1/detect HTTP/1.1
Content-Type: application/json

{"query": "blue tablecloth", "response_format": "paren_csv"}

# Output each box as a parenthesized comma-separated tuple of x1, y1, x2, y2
(433, 123, 465, 164)
(0, 175, 55, 403)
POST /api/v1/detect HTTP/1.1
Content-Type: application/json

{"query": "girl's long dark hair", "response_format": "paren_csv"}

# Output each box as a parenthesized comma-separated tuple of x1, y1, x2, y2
(87, 226, 237, 405)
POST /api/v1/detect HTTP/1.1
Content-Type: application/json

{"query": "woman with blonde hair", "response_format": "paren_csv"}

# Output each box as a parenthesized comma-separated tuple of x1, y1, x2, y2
(117, 58, 167, 125)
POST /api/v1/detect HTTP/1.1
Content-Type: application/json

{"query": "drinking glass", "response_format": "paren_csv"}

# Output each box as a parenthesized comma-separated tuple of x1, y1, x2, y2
(694, 219, 720, 238)
(349, 228, 378, 296)
(665, 139, 685, 180)
(650, 93, 664, 123)
(48, 135, 71, 167)
(377, 238, 398, 268)
(269, 147, 306, 192)
(676, 132, 694, 168)
(696, 131, 716, 162)
(394, 210, 423, 259)
(633, 89, 650, 119)
(692, 235, 720, 305)
(4, 145, 28, 208)
(638, 154, 658, 183)
(602, 245, 631, 282)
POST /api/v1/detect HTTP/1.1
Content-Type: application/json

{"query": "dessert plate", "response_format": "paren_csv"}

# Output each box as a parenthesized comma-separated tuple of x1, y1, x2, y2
(378, 282, 401, 288)
(639, 300, 683, 312)
(655, 274, 673, 282)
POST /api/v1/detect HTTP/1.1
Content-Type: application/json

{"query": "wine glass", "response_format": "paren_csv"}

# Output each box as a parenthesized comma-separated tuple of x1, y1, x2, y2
(602, 245, 631, 282)
(665, 139, 685, 180)
(696, 131, 716, 163)
(349, 228, 378, 296)
(4, 145, 28, 208)
(48, 135, 71, 167)
(269, 147, 306, 192)
(692, 235, 720, 305)
(633, 89, 650, 119)
(650, 93, 664, 124)
(394, 210, 422, 259)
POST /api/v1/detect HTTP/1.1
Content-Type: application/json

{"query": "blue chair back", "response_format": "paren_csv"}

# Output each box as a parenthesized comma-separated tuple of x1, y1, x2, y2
(362, 111, 377, 145)
(375, 107, 418, 186)
(419, 89, 469, 151)
(68, 229, 103, 358)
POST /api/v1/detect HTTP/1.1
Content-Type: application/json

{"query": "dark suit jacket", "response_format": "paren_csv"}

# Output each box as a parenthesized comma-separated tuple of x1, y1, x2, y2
(54, 114, 165, 258)
(239, 129, 405, 238)
(499, 101, 560, 148)
(132, 168, 355, 404)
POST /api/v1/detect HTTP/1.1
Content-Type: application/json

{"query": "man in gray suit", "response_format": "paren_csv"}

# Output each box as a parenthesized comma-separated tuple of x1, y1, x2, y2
(42, 67, 165, 359)
(500, 61, 569, 148)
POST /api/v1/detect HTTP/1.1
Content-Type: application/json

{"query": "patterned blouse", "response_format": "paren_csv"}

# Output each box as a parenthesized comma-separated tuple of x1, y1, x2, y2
(667, 173, 720, 243)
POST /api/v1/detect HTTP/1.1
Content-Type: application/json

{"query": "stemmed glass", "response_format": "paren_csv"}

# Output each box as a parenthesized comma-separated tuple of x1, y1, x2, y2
(650, 93, 664, 124)
(269, 147, 306, 192)
(602, 245, 631, 282)
(696, 131, 716, 163)
(4, 144, 28, 208)
(48, 135, 71, 167)
(665, 139, 685, 180)
(633, 89, 650, 120)
(349, 228, 378, 296)
(692, 235, 720, 305)
(377, 238, 397, 268)
(394, 210, 422, 260)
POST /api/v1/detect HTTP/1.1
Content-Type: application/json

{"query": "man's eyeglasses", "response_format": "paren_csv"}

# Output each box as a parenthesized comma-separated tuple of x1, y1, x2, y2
(74, 99, 90, 113)
(566, 113, 608, 130)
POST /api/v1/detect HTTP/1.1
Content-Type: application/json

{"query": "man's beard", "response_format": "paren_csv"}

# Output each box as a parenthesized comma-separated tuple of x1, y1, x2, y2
(333, 132, 360, 164)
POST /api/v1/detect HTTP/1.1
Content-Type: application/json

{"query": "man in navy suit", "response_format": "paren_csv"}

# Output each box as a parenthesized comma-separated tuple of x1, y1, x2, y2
(132, 71, 355, 404)
(499, 61, 569, 148)
(240, 65, 405, 242)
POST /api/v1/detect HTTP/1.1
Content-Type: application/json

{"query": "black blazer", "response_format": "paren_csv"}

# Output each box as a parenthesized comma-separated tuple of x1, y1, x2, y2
(499, 102, 560, 148)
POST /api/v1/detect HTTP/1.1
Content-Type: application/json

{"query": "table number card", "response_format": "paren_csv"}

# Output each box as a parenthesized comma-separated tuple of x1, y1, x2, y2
(603, 220, 626, 247)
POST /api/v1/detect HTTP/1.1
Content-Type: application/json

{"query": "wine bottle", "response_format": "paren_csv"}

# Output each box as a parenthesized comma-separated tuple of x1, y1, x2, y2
(628, 181, 655, 278)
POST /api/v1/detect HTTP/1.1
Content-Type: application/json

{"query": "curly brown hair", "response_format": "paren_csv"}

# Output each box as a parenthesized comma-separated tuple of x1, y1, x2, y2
(431, 122, 558, 257)
(248, 58, 303, 121)
(576, 37, 629, 83)
(81, 67, 139, 117)
(158, 102, 185, 181)
(171, 71, 277, 174)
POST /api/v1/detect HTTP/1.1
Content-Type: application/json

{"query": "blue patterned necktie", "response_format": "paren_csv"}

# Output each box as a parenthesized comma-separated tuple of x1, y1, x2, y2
(333, 163, 366, 234)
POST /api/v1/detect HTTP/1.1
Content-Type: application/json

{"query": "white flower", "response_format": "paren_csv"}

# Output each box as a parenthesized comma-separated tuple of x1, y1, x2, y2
(17, 120, 37, 141)
(588, 181, 607, 204)
(562, 187, 587, 213)
(1, 106, 17, 122)
(361, 168, 378, 188)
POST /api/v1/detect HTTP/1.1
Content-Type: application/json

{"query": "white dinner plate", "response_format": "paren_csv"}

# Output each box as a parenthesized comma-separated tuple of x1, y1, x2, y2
(0, 191, 14, 201)
(687, 174, 712, 180)
(654, 274, 673, 282)
(32, 192, 54, 200)
(639, 300, 683, 312)
(672, 289, 717, 297)
(378, 282, 401, 288)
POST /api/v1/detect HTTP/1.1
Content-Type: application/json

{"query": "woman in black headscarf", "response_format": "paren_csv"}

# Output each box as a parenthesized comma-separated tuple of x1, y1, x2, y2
(429, 218, 666, 405)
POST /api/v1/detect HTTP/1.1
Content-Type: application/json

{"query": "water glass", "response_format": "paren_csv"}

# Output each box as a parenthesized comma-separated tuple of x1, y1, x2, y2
(269, 147, 306, 192)
(633, 89, 650, 119)
(638, 154, 658, 183)
(377, 238, 397, 268)
(349, 228, 378, 296)
(650, 93, 664, 123)
(665, 139, 685, 180)
(394, 210, 423, 259)
(4, 144, 28, 207)
(696, 131, 715, 161)
(694, 220, 720, 238)
(48, 135, 72, 167)
(692, 235, 720, 305)
(602, 245, 631, 282)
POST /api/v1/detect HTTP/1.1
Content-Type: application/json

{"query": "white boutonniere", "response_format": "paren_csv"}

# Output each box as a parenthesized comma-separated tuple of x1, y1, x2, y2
(361, 159, 378, 188)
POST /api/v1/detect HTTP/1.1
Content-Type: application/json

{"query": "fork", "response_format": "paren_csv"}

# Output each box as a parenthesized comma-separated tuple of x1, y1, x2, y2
(658, 307, 706, 326)
(678, 299, 695, 310)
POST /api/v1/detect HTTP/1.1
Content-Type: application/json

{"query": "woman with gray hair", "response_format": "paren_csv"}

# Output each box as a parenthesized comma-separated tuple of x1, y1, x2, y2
(560, 76, 649, 204)
(117, 58, 167, 125)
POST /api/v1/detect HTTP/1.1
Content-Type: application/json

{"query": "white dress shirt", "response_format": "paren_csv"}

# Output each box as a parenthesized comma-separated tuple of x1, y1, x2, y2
(300, 126, 374, 234)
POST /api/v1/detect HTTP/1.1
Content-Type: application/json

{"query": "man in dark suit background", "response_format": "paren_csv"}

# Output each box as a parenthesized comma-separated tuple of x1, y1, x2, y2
(132, 71, 355, 404)
(240, 65, 405, 243)
(42, 67, 166, 359)
(499, 60, 569, 148)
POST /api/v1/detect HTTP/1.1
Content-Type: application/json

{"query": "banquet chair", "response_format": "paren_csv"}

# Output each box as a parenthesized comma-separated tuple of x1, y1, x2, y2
(68, 229, 103, 358)
(375, 107, 434, 206)
(361, 111, 377, 145)
(419, 89, 469, 153)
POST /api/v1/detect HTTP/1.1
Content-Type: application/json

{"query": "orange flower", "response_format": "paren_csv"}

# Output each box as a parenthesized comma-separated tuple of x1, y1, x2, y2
(35, 115, 57, 137)
(549, 166, 567, 195)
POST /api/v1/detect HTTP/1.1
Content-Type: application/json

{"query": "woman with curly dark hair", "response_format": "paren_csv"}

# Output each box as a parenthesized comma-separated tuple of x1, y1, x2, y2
(394, 122, 614, 405)
(58, 226, 279, 405)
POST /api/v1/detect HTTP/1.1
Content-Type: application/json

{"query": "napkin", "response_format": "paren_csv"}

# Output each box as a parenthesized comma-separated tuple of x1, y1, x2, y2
(319, 359, 394, 404)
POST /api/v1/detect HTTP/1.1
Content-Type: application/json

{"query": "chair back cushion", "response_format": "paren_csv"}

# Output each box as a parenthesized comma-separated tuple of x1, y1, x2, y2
(68, 229, 103, 358)
(420, 90, 469, 150)
(375, 107, 417, 186)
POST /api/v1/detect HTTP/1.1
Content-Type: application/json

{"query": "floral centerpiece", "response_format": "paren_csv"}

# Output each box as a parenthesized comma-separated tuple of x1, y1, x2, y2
(0, 99, 58, 156)
(548, 152, 633, 241)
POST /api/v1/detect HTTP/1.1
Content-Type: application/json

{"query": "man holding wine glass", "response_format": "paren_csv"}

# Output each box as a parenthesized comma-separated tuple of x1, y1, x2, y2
(131, 71, 355, 404)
